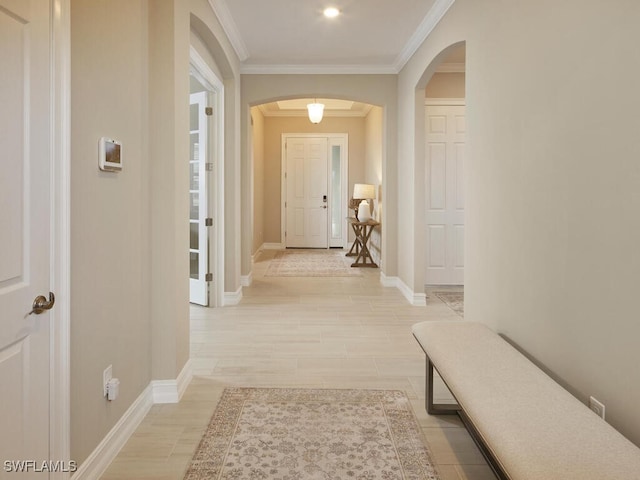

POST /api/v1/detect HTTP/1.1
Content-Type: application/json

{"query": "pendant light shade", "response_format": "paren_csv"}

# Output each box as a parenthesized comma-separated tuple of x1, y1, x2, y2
(307, 101, 325, 124)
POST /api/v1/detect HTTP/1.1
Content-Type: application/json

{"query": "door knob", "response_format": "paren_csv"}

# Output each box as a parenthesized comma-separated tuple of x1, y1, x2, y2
(29, 292, 55, 315)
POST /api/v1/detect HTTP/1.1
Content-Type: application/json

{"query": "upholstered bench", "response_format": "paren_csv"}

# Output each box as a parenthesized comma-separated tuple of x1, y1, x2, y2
(412, 320, 640, 480)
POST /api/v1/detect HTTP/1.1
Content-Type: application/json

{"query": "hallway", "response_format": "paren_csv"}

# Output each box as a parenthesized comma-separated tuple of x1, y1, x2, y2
(100, 250, 494, 480)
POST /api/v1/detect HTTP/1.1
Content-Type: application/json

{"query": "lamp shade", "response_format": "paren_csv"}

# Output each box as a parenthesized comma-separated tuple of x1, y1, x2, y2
(353, 183, 375, 200)
(307, 102, 325, 124)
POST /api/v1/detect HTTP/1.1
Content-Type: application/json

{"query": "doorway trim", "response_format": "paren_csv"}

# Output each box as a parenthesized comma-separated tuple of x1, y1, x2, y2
(424, 98, 465, 107)
(189, 46, 225, 307)
(280, 133, 349, 248)
(50, 0, 72, 475)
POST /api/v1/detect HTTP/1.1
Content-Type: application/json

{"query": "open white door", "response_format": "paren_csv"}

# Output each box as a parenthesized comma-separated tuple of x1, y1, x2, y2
(285, 137, 329, 248)
(0, 0, 54, 471)
(189, 92, 209, 305)
(425, 104, 466, 285)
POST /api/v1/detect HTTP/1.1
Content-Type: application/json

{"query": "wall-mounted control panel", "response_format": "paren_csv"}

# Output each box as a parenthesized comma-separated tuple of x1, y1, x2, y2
(98, 137, 122, 172)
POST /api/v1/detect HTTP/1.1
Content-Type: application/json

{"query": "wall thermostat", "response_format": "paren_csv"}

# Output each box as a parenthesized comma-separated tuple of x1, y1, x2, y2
(98, 137, 122, 172)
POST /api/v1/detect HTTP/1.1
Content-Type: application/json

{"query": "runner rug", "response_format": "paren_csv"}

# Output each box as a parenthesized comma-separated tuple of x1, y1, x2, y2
(265, 249, 362, 277)
(184, 387, 439, 480)
(433, 291, 464, 317)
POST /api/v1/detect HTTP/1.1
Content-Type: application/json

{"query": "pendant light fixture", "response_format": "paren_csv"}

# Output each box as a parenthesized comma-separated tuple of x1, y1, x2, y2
(307, 99, 325, 124)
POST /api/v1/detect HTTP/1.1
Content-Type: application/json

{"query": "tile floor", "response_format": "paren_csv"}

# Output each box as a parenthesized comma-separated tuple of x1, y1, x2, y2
(100, 249, 495, 480)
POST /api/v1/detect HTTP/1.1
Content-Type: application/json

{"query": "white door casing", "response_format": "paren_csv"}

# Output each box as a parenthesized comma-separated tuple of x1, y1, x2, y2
(284, 137, 329, 248)
(189, 46, 224, 308)
(424, 103, 466, 285)
(328, 137, 348, 248)
(0, 0, 54, 472)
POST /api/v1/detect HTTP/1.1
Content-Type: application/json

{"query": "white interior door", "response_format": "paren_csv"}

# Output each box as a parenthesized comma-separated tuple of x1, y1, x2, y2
(0, 0, 53, 470)
(285, 137, 329, 248)
(189, 92, 209, 305)
(425, 104, 466, 285)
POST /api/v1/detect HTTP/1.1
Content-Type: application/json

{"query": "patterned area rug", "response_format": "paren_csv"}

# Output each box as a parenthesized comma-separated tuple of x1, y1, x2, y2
(184, 388, 439, 480)
(433, 292, 464, 317)
(265, 249, 362, 277)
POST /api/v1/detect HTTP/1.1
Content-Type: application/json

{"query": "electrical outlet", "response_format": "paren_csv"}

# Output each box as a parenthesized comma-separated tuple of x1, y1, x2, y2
(589, 396, 605, 419)
(103, 365, 112, 397)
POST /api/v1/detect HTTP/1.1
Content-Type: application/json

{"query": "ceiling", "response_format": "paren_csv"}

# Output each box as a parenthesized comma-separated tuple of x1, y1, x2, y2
(208, 0, 456, 74)
(206, 0, 465, 117)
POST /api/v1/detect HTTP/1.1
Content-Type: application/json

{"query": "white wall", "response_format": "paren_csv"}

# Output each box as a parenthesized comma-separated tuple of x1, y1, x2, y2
(399, 0, 640, 445)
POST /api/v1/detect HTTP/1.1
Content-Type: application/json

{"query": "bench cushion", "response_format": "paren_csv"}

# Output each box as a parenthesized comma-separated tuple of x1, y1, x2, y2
(412, 320, 640, 480)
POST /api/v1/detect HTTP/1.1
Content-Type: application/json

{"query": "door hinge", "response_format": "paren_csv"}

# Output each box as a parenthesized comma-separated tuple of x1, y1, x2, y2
(205, 273, 213, 282)
(205, 218, 213, 226)
(285, 202, 287, 208)
(206, 163, 214, 171)
(205, 107, 213, 116)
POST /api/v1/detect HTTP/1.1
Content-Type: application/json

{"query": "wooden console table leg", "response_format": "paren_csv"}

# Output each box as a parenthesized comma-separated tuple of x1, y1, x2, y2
(346, 223, 362, 257)
(352, 224, 378, 268)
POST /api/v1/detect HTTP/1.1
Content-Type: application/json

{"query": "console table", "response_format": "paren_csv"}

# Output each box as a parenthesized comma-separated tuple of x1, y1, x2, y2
(346, 218, 380, 268)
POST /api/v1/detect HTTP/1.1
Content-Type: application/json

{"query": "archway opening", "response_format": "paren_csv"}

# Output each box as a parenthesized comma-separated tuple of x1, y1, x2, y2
(250, 97, 383, 265)
(415, 42, 467, 308)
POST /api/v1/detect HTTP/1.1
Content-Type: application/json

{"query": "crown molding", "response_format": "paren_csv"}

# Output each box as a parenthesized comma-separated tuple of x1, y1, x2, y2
(259, 110, 368, 118)
(208, 0, 249, 61)
(208, 0, 455, 75)
(240, 63, 398, 75)
(393, 0, 456, 72)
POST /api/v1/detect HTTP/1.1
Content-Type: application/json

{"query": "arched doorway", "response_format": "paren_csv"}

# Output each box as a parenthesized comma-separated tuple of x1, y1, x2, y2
(413, 42, 467, 300)
(248, 97, 383, 266)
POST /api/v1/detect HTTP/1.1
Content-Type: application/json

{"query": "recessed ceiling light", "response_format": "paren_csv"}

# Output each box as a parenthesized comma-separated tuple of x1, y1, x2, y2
(323, 7, 340, 18)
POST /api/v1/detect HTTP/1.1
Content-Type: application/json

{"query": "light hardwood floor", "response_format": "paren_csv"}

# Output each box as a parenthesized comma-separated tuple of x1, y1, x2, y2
(100, 249, 495, 480)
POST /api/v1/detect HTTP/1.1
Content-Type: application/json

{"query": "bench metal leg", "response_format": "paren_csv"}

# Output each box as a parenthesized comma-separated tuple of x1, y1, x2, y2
(424, 354, 510, 480)
(426, 355, 461, 415)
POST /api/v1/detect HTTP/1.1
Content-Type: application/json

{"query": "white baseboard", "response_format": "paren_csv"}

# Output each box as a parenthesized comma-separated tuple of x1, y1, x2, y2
(380, 273, 426, 306)
(251, 245, 263, 263)
(151, 359, 193, 404)
(224, 286, 243, 305)
(71, 384, 153, 480)
(72, 360, 194, 479)
(240, 272, 252, 287)
(262, 242, 284, 250)
(380, 272, 397, 288)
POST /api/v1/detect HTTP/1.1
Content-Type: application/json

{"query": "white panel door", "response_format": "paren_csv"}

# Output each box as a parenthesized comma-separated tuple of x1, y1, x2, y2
(425, 105, 466, 285)
(0, 0, 53, 472)
(189, 92, 209, 305)
(285, 138, 328, 248)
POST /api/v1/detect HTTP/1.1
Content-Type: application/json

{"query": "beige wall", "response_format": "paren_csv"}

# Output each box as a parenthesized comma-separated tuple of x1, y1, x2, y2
(69, 0, 240, 466)
(70, 0, 152, 464)
(261, 116, 366, 244)
(425, 72, 465, 98)
(365, 106, 384, 265)
(251, 108, 265, 254)
(399, 0, 640, 445)
(148, 0, 191, 382)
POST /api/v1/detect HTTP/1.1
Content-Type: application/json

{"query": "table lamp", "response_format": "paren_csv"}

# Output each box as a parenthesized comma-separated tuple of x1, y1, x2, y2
(353, 183, 375, 221)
